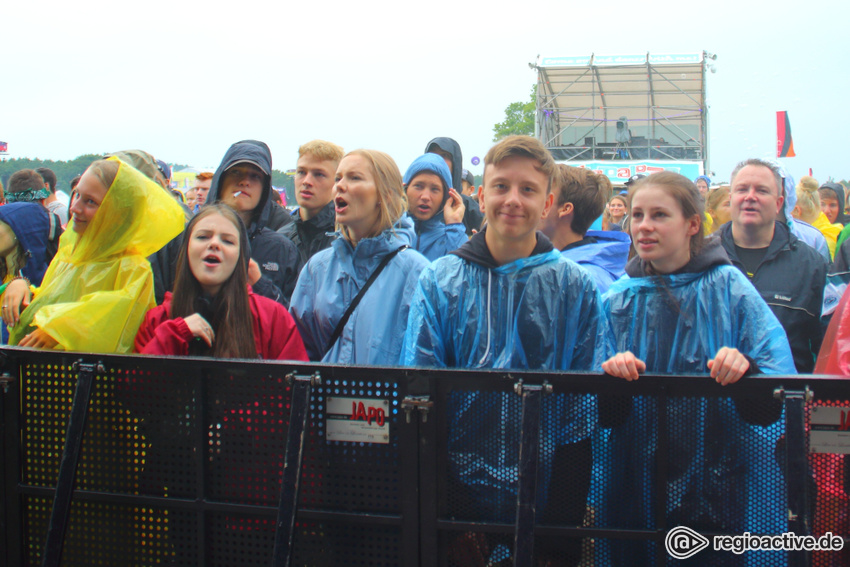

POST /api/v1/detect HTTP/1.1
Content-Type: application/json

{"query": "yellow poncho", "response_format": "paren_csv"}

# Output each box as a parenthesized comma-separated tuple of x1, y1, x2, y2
(9, 157, 184, 353)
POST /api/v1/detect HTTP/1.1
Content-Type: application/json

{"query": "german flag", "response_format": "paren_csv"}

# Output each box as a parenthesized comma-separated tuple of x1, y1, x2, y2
(776, 111, 796, 157)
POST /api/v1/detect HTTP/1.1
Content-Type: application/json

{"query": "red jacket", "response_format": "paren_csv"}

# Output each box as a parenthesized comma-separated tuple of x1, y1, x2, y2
(134, 290, 308, 361)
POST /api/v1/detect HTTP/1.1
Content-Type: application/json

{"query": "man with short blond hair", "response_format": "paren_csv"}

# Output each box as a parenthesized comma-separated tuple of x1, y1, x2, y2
(278, 139, 343, 263)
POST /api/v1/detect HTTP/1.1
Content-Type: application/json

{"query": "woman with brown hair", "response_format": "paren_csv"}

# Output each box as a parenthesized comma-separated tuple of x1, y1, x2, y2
(600, 171, 795, 564)
(134, 204, 307, 360)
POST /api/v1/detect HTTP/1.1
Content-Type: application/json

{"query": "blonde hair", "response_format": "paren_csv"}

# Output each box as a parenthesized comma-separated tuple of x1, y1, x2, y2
(337, 150, 407, 243)
(705, 185, 731, 227)
(87, 159, 120, 191)
(298, 140, 344, 163)
(795, 176, 821, 223)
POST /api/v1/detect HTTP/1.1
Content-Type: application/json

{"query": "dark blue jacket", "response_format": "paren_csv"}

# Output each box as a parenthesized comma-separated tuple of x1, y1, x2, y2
(277, 201, 337, 266)
(720, 221, 827, 373)
(0, 202, 55, 285)
(208, 140, 302, 305)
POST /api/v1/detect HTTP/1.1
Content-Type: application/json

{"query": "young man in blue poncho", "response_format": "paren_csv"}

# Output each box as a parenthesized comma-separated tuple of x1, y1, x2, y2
(403, 153, 467, 261)
(540, 163, 630, 293)
(403, 135, 609, 566)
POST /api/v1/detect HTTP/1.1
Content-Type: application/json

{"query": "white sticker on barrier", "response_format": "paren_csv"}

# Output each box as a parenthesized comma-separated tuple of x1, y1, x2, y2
(325, 397, 390, 444)
(810, 406, 850, 454)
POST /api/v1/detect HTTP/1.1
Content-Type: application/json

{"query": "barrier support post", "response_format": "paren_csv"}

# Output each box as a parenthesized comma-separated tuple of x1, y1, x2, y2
(272, 372, 319, 567)
(1, 362, 21, 567)
(778, 386, 813, 567)
(513, 381, 548, 567)
(41, 360, 100, 567)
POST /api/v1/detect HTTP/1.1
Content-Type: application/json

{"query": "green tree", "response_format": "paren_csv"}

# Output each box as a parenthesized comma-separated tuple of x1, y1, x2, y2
(492, 85, 537, 142)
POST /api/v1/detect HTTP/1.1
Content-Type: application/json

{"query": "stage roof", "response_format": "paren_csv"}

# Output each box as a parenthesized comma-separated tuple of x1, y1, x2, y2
(531, 52, 712, 166)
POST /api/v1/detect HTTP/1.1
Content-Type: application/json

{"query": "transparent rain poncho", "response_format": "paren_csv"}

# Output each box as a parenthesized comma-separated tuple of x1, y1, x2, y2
(9, 157, 185, 353)
(599, 264, 796, 566)
(403, 249, 609, 522)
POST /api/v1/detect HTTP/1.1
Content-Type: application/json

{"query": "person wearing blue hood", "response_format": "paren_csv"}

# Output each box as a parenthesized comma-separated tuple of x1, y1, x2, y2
(540, 164, 630, 293)
(289, 149, 429, 364)
(601, 171, 795, 566)
(207, 140, 302, 306)
(425, 136, 484, 235)
(403, 153, 467, 261)
(403, 136, 608, 566)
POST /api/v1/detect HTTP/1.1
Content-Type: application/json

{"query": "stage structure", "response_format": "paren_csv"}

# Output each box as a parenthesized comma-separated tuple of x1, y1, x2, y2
(530, 52, 716, 184)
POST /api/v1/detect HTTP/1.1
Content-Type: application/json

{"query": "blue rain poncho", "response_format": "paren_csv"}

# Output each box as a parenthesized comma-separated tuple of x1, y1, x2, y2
(410, 212, 468, 262)
(402, 230, 609, 522)
(289, 215, 429, 365)
(560, 229, 630, 293)
(600, 240, 795, 566)
(403, 155, 468, 261)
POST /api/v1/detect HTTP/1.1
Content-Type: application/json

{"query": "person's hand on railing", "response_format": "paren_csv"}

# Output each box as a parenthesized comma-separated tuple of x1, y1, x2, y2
(602, 351, 646, 381)
(707, 346, 750, 386)
(17, 328, 58, 349)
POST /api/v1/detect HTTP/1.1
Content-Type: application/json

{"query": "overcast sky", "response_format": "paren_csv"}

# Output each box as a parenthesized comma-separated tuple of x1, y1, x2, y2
(3, 0, 848, 184)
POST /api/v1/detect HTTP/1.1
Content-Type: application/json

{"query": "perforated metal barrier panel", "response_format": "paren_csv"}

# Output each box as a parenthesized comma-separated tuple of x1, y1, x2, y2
(1, 349, 846, 567)
(809, 398, 850, 567)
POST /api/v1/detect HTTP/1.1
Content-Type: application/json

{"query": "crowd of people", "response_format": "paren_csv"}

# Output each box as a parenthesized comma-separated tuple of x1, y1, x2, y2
(0, 135, 848, 565)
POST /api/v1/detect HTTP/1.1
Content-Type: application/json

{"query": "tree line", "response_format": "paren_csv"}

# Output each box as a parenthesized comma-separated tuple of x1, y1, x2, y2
(0, 155, 296, 203)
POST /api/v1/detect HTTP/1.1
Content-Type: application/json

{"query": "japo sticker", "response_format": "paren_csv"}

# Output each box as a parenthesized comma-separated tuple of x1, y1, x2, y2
(325, 397, 390, 444)
(810, 406, 850, 454)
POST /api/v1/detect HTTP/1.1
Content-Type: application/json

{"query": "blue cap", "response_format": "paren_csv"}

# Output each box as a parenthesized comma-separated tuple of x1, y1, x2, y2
(403, 154, 453, 194)
(156, 159, 172, 181)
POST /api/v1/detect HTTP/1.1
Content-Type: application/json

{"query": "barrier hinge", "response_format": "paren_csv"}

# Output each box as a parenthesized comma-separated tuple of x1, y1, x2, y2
(402, 395, 433, 423)
(773, 386, 813, 402)
(0, 372, 14, 393)
(285, 372, 321, 386)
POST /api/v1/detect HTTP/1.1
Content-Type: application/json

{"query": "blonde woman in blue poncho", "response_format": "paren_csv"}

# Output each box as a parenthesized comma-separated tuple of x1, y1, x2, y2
(1, 157, 184, 353)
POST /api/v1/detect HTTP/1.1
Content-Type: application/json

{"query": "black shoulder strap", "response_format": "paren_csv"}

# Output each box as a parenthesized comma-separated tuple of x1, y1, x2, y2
(324, 245, 409, 356)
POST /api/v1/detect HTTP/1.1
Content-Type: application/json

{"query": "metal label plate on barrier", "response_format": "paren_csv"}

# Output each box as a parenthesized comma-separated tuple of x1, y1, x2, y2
(325, 397, 390, 444)
(810, 406, 850, 454)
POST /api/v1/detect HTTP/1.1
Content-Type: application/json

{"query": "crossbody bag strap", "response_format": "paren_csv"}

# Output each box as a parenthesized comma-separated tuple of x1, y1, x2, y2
(323, 245, 409, 356)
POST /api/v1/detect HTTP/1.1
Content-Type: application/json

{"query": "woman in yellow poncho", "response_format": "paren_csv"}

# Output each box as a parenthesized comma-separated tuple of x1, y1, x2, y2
(793, 175, 842, 259)
(1, 156, 184, 353)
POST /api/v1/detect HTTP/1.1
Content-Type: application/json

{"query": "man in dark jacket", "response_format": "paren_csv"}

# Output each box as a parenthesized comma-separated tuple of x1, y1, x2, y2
(209, 140, 302, 306)
(278, 140, 342, 264)
(720, 158, 828, 373)
(425, 137, 484, 235)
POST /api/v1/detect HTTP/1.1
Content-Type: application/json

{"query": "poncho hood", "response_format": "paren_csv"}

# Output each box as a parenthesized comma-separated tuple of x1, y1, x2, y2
(64, 156, 186, 263)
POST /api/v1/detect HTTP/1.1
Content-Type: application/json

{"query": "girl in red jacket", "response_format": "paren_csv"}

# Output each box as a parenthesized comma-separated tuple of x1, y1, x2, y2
(135, 204, 307, 360)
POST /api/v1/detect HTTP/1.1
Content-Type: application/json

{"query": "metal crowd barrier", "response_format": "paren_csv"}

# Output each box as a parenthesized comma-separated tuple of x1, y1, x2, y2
(0, 346, 847, 567)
